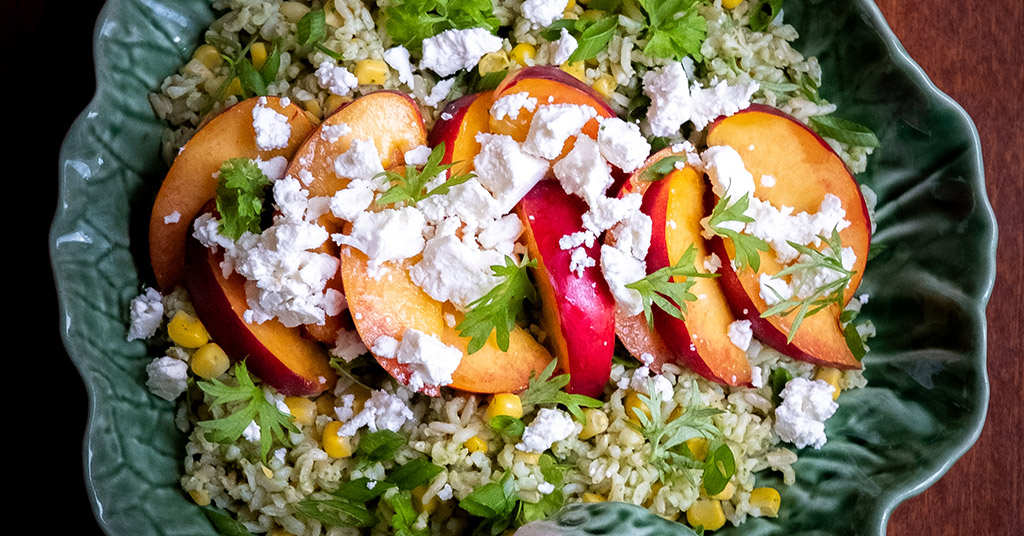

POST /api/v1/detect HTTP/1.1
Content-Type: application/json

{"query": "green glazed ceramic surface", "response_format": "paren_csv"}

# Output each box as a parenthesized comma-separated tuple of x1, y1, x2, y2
(51, 0, 995, 535)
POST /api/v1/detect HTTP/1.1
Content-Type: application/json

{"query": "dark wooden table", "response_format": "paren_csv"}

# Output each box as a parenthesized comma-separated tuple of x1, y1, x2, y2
(16, 0, 1022, 533)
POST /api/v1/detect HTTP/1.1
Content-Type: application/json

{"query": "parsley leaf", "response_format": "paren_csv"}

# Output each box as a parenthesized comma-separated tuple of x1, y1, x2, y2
(490, 415, 526, 438)
(215, 158, 272, 241)
(196, 361, 298, 463)
(456, 254, 539, 353)
(383, 0, 499, 54)
(761, 229, 856, 342)
(630, 380, 723, 483)
(293, 496, 378, 527)
(707, 194, 771, 272)
(385, 491, 429, 536)
(375, 143, 474, 207)
(637, 0, 709, 61)
(626, 244, 717, 330)
(570, 16, 619, 62)
(519, 361, 604, 422)
(386, 458, 445, 490)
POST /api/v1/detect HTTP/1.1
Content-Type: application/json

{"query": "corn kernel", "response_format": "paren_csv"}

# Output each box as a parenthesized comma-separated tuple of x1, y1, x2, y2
(624, 391, 652, 424)
(250, 42, 268, 71)
(193, 44, 222, 70)
(189, 488, 210, 506)
(304, 110, 321, 125)
(514, 451, 541, 465)
(322, 421, 353, 458)
(465, 435, 488, 453)
(302, 99, 322, 118)
(580, 9, 606, 20)
(668, 406, 685, 422)
(814, 366, 842, 400)
(578, 408, 608, 440)
(284, 396, 317, 427)
(324, 0, 343, 26)
(686, 437, 709, 462)
(478, 51, 510, 75)
(278, 1, 310, 23)
(261, 464, 274, 478)
(561, 61, 586, 82)
(168, 311, 209, 348)
(708, 481, 735, 501)
(324, 94, 349, 115)
(226, 77, 243, 97)
(749, 487, 781, 517)
(191, 343, 230, 379)
(411, 485, 439, 514)
(591, 74, 617, 99)
(686, 499, 726, 531)
(581, 492, 605, 503)
(721, 0, 743, 9)
(509, 43, 537, 66)
(485, 393, 524, 421)
(315, 394, 336, 416)
(355, 59, 389, 85)
(564, 0, 577, 11)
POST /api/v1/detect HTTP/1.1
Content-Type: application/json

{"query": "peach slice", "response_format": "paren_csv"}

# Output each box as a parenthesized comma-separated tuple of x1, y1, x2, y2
(150, 96, 314, 291)
(428, 91, 494, 176)
(517, 180, 616, 397)
(642, 166, 751, 386)
(489, 66, 616, 159)
(705, 105, 870, 369)
(339, 246, 553, 395)
(184, 210, 335, 396)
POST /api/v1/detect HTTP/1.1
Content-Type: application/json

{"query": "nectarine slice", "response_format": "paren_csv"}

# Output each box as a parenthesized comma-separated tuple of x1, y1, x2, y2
(428, 91, 493, 177)
(643, 166, 752, 386)
(150, 96, 314, 291)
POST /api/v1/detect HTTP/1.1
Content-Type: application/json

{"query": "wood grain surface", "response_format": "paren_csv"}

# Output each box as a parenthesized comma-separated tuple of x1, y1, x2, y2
(13, 0, 1022, 533)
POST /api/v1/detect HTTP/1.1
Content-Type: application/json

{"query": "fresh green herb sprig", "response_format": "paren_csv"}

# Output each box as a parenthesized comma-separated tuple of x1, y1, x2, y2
(383, 0, 499, 54)
(297, 9, 343, 60)
(637, 0, 710, 61)
(809, 115, 881, 148)
(459, 471, 520, 535)
(626, 244, 718, 330)
(196, 361, 298, 462)
(840, 307, 868, 361)
(456, 254, 539, 354)
(199, 38, 282, 121)
(761, 229, 856, 342)
(707, 193, 771, 272)
(639, 155, 688, 182)
(629, 380, 728, 484)
(541, 16, 619, 63)
(519, 361, 603, 423)
(375, 143, 474, 207)
(215, 158, 272, 241)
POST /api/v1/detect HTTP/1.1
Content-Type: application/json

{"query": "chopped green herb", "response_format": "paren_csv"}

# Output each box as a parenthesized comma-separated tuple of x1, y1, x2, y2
(297, 9, 327, 45)
(472, 68, 508, 92)
(639, 155, 687, 182)
(840, 308, 867, 361)
(201, 506, 253, 536)
(386, 458, 445, 490)
(375, 143, 474, 207)
(707, 194, 771, 272)
(456, 254, 539, 353)
(637, 0, 709, 61)
(626, 244, 717, 330)
(236, 57, 267, 97)
(215, 158, 272, 241)
(768, 367, 793, 406)
(293, 496, 378, 527)
(489, 415, 526, 438)
(748, 0, 784, 32)
(701, 442, 736, 496)
(648, 135, 672, 153)
(329, 478, 394, 503)
(569, 16, 619, 62)
(588, 0, 623, 13)
(809, 115, 881, 148)
(520, 361, 604, 423)
(328, 353, 378, 391)
(196, 361, 298, 463)
(259, 39, 282, 84)
(385, 491, 429, 536)
(383, 0, 499, 54)
(356, 429, 407, 462)
(459, 471, 519, 535)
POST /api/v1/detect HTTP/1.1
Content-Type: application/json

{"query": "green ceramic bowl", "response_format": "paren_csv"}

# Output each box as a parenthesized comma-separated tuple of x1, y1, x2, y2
(52, 0, 996, 534)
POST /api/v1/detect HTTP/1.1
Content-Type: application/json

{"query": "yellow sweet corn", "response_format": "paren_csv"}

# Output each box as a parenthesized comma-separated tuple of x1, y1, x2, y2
(561, 61, 586, 82)
(193, 44, 222, 70)
(324, 94, 349, 115)
(302, 99, 322, 118)
(686, 499, 726, 531)
(284, 396, 317, 427)
(591, 74, 617, 99)
(485, 393, 524, 421)
(624, 391, 652, 424)
(168, 311, 209, 348)
(225, 77, 243, 97)
(478, 51, 510, 75)
(580, 9, 606, 20)
(250, 42, 268, 71)
(189, 489, 210, 506)
(191, 343, 229, 379)
(465, 435, 489, 453)
(581, 492, 605, 503)
(509, 43, 537, 66)
(578, 408, 609, 440)
(749, 487, 781, 517)
(708, 481, 735, 501)
(721, 0, 744, 9)
(322, 421, 353, 458)
(685, 437, 709, 462)
(514, 451, 541, 465)
(815, 366, 843, 400)
(412, 485, 439, 514)
(315, 394, 336, 416)
(355, 59, 389, 85)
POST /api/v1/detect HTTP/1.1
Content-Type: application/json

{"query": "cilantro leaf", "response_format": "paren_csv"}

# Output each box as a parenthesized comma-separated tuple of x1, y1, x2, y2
(329, 478, 394, 503)
(386, 458, 445, 490)
(297, 9, 327, 45)
(707, 194, 771, 273)
(637, 0, 709, 61)
(456, 255, 539, 353)
(196, 361, 298, 463)
(384, 0, 499, 54)
(768, 367, 792, 406)
(626, 244, 717, 330)
(519, 361, 604, 422)
(215, 158, 271, 241)
(459, 471, 518, 519)
(236, 57, 267, 97)
(375, 143, 474, 207)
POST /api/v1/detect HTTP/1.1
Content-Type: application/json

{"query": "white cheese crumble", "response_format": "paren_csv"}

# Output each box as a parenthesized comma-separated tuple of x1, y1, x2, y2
(624, 366, 674, 402)
(390, 329, 463, 392)
(473, 133, 550, 213)
(329, 179, 377, 221)
(703, 252, 722, 274)
(568, 247, 596, 276)
(404, 145, 432, 166)
(553, 135, 613, 205)
(491, 92, 538, 121)
(517, 408, 577, 453)
(331, 329, 368, 363)
(145, 356, 188, 401)
(334, 139, 385, 182)
(251, 98, 291, 151)
(127, 287, 164, 341)
(642, 62, 759, 136)
(420, 28, 503, 77)
(321, 122, 352, 143)
(773, 377, 838, 449)
(335, 207, 427, 270)
(339, 389, 415, 436)
(551, 28, 578, 65)
(425, 77, 457, 107)
(410, 234, 505, 310)
(522, 104, 597, 160)
(596, 117, 651, 172)
(255, 155, 289, 181)
(383, 45, 415, 87)
(521, 0, 567, 29)
(163, 211, 181, 224)
(727, 320, 753, 351)
(315, 61, 358, 96)
(759, 273, 793, 306)
(537, 481, 556, 495)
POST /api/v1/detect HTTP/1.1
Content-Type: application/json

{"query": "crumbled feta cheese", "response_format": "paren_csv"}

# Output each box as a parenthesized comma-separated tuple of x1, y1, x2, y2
(750, 366, 765, 388)
(252, 98, 291, 151)
(569, 247, 596, 276)
(392, 329, 463, 392)
(371, 335, 400, 358)
(420, 28, 503, 77)
(127, 287, 164, 341)
(759, 273, 793, 306)
(727, 320, 753, 351)
(410, 234, 505, 310)
(688, 78, 759, 131)
(404, 145, 432, 166)
(553, 135, 613, 205)
(418, 178, 503, 228)
(255, 155, 289, 181)
(329, 179, 377, 221)
(596, 117, 651, 172)
(315, 61, 358, 96)
(537, 481, 556, 495)
(521, 0, 566, 29)
(163, 211, 181, 224)
(703, 252, 722, 274)
(581, 193, 643, 236)
(477, 214, 524, 255)
(145, 356, 188, 401)
(607, 209, 653, 261)
(517, 408, 577, 453)
(425, 77, 457, 107)
(551, 28, 578, 65)
(383, 45, 415, 87)
(760, 174, 776, 187)
(242, 420, 261, 444)
(473, 133, 550, 213)
(773, 377, 838, 449)
(559, 230, 596, 250)
(702, 145, 756, 206)
(334, 139, 385, 182)
(522, 104, 597, 160)
(321, 122, 352, 143)
(339, 390, 415, 436)
(491, 92, 538, 121)
(744, 193, 851, 263)
(331, 329, 368, 362)
(336, 207, 427, 269)
(642, 63, 758, 135)
(627, 366, 674, 402)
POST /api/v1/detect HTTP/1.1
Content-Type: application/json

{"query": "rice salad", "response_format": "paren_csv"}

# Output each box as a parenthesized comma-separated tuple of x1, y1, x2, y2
(134, 0, 880, 534)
